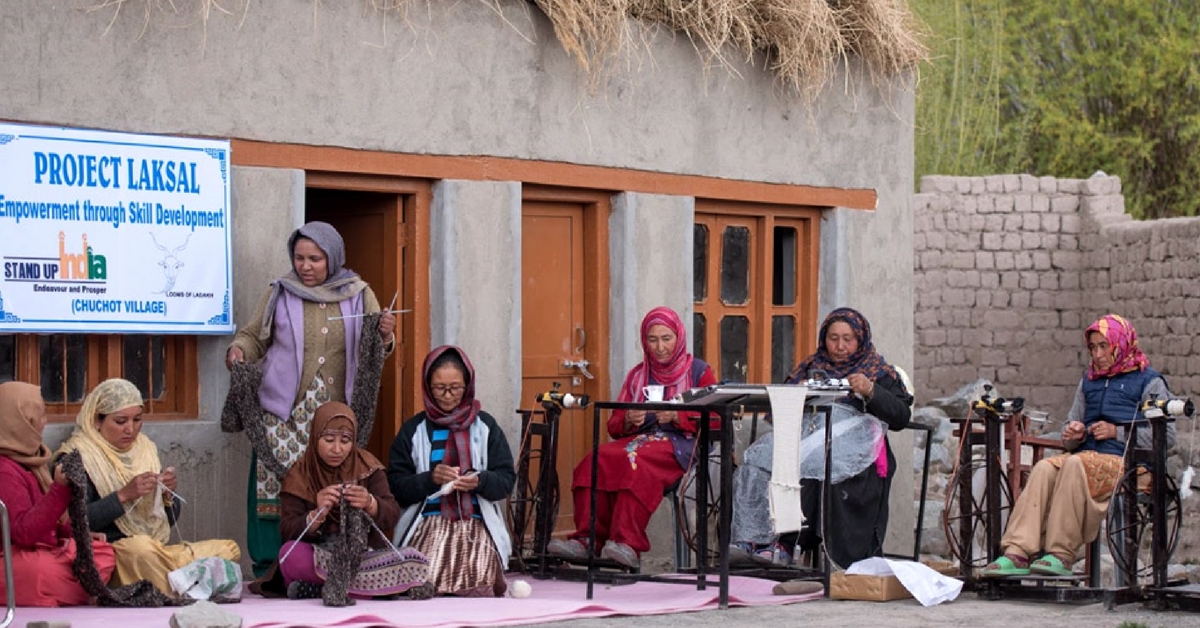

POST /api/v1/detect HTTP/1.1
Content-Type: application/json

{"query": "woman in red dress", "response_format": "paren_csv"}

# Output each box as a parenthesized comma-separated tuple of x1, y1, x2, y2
(548, 306, 717, 569)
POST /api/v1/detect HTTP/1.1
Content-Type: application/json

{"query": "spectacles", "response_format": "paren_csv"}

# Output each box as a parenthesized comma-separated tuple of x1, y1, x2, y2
(431, 384, 466, 397)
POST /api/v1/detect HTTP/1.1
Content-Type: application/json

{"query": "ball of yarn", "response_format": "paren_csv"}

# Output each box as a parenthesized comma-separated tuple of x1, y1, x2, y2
(510, 579, 533, 599)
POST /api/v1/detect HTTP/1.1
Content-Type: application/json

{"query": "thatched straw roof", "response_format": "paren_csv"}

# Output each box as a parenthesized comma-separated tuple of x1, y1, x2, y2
(85, 0, 928, 99)
(538, 0, 928, 97)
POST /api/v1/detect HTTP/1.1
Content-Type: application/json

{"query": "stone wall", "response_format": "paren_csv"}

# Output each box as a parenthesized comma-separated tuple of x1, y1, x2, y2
(913, 174, 1200, 423)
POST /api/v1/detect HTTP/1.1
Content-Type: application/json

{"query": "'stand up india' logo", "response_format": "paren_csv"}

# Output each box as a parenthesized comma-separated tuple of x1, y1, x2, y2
(59, 231, 107, 280)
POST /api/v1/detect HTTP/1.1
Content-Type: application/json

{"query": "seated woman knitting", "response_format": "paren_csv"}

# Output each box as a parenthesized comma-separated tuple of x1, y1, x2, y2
(55, 378, 240, 595)
(729, 307, 911, 568)
(984, 314, 1176, 577)
(547, 306, 717, 570)
(0, 381, 115, 607)
(273, 401, 430, 600)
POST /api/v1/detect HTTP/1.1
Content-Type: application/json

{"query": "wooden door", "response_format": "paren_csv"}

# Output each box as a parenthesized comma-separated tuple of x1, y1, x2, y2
(306, 188, 404, 462)
(521, 200, 600, 533)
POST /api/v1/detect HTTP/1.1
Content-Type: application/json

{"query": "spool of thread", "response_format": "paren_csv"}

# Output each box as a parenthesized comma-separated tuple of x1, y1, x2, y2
(510, 579, 532, 599)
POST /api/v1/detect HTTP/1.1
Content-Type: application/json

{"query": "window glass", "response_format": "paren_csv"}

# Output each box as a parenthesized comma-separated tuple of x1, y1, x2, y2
(123, 335, 167, 400)
(771, 315, 796, 383)
(719, 315, 749, 382)
(0, 335, 14, 382)
(773, 226, 797, 306)
(39, 334, 87, 403)
(719, 226, 750, 305)
(693, 224, 709, 302)
(693, 313, 706, 363)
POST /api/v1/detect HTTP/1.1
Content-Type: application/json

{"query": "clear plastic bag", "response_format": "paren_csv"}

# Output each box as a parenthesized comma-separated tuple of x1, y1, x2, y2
(168, 556, 244, 601)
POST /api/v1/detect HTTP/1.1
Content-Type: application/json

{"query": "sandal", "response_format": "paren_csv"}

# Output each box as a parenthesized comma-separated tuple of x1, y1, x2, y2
(982, 554, 1030, 577)
(1030, 554, 1073, 577)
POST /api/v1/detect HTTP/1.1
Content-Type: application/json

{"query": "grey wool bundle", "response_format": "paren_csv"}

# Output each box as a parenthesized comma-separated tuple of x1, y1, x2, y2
(221, 311, 387, 470)
(60, 450, 185, 607)
(320, 495, 370, 607)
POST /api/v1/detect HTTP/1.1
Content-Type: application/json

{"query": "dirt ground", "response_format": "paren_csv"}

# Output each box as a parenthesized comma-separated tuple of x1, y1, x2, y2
(537, 590, 1200, 627)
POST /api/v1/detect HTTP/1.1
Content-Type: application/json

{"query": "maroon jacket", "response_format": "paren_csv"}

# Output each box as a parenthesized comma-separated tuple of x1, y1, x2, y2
(0, 455, 73, 548)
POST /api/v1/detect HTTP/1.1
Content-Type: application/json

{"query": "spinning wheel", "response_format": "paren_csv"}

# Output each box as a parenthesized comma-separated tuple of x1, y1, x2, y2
(943, 456, 1013, 568)
(507, 408, 560, 573)
(674, 444, 724, 566)
(1106, 468, 1181, 583)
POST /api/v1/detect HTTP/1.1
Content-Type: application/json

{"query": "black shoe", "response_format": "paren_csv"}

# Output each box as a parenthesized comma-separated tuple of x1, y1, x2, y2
(287, 580, 324, 599)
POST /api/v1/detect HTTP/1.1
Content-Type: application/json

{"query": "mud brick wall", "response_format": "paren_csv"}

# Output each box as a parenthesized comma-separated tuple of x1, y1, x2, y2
(913, 174, 1200, 422)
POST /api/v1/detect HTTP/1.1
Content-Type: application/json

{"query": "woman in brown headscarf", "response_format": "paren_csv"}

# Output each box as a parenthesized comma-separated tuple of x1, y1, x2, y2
(274, 401, 426, 600)
(0, 381, 115, 607)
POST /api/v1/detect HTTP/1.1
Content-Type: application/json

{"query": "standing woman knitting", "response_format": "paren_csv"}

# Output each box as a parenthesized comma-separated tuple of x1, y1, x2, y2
(55, 378, 240, 594)
(388, 346, 515, 597)
(0, 381, 116, 607)
(224, 221, 396, 576)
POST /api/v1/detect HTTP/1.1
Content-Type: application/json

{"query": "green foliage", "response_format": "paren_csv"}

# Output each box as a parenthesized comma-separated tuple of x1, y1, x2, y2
(913, 0, 1200, 219)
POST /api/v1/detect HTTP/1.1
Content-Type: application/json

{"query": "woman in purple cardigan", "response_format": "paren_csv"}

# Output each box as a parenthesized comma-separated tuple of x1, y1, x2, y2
(226, 221, 395, 576)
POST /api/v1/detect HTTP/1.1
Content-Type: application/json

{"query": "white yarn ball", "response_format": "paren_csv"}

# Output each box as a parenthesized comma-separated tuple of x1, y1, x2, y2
(510, 579, 533, 599)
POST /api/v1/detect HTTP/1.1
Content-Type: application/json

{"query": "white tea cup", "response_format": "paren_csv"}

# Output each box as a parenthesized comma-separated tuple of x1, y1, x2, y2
(642, 385, 665, 402)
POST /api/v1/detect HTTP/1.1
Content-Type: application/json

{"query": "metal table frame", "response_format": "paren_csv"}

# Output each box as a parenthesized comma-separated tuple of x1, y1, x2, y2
(586, 387, 849, 608)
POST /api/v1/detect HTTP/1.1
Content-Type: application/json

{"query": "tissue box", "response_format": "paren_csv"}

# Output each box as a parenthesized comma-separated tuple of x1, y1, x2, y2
(829, 561, 958, 602)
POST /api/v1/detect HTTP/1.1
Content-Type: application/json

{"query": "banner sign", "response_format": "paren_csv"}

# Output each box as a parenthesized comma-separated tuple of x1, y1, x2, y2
(0, 123, 233, 334)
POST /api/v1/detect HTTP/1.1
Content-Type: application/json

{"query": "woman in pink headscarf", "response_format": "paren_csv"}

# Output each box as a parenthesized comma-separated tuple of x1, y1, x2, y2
(548, 307, 717, 569)
(984, 314, 1177, 578)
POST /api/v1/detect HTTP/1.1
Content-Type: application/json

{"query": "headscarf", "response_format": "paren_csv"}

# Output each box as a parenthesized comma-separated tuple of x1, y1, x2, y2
(421, 345, 481, 521)
(280, 402, 384, 506)
(788, 307, 898, 382)
(1085, 314, 1150, 380)
(258, 221, 368, 341)
(55, 378, 169, 542)
(617, 306, 696, 403)
(0, 381, 53, 490)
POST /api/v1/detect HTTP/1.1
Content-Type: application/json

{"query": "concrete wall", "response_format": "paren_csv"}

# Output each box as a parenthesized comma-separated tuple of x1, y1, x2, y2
(430, 179, 524, 439)
(3, 0, 917, 569)
(914, 174, 1200, 422)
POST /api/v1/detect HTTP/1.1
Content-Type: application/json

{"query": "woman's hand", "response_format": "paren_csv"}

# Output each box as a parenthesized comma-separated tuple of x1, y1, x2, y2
(314, 484, 341, 513)
(117, 471, 160, 505)
(847, 373, 875, 400)
(656, 411, 679, 426)
(341, 483, 373, 511)
(452, 471, 480, 493)
(1087, 420, 1118, 441)
(432, 464, 461, 485)
(225, 346, 244, 370)
(159, 467, 178, 493)
(379, 310, 396, 341)
(52, 463, 68, 486)
(625, 410, 647, 431)
(1062, 420, 1086, 442)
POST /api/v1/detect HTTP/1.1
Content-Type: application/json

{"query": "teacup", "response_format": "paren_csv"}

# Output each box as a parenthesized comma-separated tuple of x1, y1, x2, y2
(642, 385, 665, 402)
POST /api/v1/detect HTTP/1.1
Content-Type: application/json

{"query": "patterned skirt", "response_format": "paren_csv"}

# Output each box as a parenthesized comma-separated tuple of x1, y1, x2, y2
(1045, 450, 1124, 500)
(408, 516, 506, 597)
(313, 545, 431, 597)
(255, 375, 329, 519)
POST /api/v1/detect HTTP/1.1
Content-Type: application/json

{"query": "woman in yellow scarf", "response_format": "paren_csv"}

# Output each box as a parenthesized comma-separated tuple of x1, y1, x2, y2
(56, 378, 240, 593)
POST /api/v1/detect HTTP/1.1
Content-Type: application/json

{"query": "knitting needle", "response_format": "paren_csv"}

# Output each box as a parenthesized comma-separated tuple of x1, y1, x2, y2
(279, 505, 328, 565)
(326, 308, 411, 321)
(158, 481, 188, 504)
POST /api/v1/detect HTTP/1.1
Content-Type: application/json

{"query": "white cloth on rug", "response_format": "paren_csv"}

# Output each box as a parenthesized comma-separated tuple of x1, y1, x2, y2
(766, 386, 807, 535)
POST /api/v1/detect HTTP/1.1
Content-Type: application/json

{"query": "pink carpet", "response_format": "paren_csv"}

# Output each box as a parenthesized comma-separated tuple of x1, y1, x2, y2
(12, 575, 819, 627)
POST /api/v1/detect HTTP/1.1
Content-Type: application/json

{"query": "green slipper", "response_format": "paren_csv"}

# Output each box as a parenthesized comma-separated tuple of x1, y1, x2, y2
(1030, 554, 1073, 577)
(982, 555, 1030, 577)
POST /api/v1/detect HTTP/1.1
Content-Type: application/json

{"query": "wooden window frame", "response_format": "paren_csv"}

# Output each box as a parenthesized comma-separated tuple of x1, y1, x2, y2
(6, 333, 199, 421)
(694, 201, 822, 384)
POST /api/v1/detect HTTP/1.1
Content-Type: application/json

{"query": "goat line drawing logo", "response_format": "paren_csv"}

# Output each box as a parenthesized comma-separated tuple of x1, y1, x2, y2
(150, 232, 192, 295)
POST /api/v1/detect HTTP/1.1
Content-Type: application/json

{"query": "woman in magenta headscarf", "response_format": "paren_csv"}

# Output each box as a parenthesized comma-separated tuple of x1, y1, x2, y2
(548, 306, 717, 569)
(984, 314, 1176, 578)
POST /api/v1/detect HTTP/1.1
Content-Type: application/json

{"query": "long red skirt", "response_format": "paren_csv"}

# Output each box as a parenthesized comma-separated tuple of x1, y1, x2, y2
(570, 434, 684, 553)
(0, 538, 116, 607)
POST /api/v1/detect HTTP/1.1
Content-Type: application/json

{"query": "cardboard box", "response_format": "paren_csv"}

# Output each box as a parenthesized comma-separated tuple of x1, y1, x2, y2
(830, 561, 959, 602)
